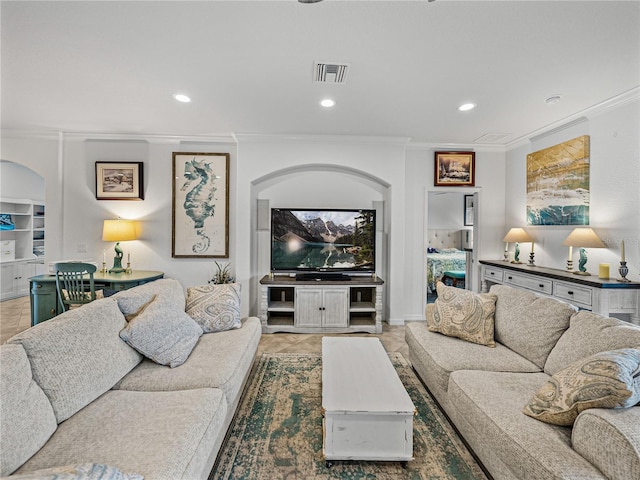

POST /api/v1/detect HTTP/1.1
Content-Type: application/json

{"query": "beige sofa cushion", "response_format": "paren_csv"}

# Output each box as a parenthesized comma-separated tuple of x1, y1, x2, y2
(428, 282, 497, 347)
(405, 321, 540, 411)
(115, 317, 261, 404)
(7, 463, 143, 479)
(523, 348, 640, 426)
(0, 344, 57, 476)
(490, 284, 576, 368)
(447, 370, 607, 479)
(544, 311, 640, 375)
(8, 298, 142, 423)
(572, 408, 640, 480)
(15, 388, 227, 480)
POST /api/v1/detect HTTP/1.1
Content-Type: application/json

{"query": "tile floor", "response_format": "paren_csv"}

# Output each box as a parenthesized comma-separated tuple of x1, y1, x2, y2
(1, 296, 32, 344)
(1, 295, 411, 361)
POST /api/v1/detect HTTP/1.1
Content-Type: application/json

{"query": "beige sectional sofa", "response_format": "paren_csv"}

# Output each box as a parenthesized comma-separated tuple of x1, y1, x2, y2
(0, 279, 261, 480)
(406, 283, 640, 480)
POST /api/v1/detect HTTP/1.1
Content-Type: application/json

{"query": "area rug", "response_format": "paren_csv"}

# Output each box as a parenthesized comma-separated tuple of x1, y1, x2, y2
(210, 353, 488, 479)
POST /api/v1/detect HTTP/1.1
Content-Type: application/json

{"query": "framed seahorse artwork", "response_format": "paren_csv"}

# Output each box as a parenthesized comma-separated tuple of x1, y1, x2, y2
(172, 152, 230, 258)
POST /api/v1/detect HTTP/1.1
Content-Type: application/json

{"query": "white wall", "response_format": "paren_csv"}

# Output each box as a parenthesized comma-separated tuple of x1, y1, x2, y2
(0, 160, 45, 201)
(235, 136, 408, 323)
(504, 99, 640, 278)
(0, 135, 62, 262)
(427, 192, 466, 229)
(0, 97, 636, 321)
(404, 147, 507, 317)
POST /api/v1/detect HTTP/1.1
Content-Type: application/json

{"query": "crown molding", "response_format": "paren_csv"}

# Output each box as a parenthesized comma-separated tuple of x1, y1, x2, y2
(1, 129, 236, 144)
(233, 133, 411, 146)
(506, 86, 640, 151)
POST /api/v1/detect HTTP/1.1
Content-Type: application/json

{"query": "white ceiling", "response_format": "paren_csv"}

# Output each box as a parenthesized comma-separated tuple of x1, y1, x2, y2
(2, 0, 639, 147)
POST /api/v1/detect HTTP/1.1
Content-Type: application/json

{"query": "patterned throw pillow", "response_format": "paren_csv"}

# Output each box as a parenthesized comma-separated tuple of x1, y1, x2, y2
(428, 282, 497, 347)
(186, 283, 242, 333)
(523, 348, 640, 426)
(119, 298, 203, 368)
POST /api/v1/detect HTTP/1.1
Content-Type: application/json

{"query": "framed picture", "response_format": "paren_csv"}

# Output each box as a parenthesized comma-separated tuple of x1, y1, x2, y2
(434, 151, 475, 187)
(172, 152, 230, 258)
(526, 135, 590, 225)
(95, 162, 144, 200)
(464, 194, 474, 226)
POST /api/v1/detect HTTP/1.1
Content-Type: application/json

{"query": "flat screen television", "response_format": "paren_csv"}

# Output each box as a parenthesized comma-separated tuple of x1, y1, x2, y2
(270, 208, 376, 275)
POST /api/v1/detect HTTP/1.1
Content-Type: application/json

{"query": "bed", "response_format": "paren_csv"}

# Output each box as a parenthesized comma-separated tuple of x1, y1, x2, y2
(426, 230, 468, 294)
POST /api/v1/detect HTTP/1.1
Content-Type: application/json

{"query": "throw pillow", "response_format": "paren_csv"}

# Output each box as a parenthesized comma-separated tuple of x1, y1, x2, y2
(6, 463, 143, 479)
(186, 283, 241, 333)
(523, 348, 640, 426)
(428, 282, 497, 347)
(119, 297, 203, 368)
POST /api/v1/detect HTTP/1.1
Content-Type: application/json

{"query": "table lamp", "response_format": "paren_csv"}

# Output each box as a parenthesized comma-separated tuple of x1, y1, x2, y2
(102, 219, 138, 274)
(503, 228, 533, 264)
(562, 227, 605, 275)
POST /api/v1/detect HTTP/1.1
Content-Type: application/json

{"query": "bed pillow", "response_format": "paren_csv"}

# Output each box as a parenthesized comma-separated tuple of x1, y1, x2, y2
(119, 297, 203, 368)
(427, 282, 497, 347)
(186, 283, 241, 333)
(523, 348, 640, 426)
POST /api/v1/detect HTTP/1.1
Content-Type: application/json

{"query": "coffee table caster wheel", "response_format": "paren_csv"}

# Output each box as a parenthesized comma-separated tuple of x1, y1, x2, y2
(326, 461, 333, 469)
(401, 461, 408, 469)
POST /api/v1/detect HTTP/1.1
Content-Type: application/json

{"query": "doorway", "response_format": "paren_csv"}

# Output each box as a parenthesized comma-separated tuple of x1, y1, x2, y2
(424, 190, 478, 305)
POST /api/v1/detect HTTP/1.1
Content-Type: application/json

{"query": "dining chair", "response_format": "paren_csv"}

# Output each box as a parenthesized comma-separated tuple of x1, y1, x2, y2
(55, 262, 99, 312)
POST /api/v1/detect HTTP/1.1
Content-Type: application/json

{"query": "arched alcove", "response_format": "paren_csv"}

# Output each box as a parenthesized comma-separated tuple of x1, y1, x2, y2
(248, 164, 391, 318)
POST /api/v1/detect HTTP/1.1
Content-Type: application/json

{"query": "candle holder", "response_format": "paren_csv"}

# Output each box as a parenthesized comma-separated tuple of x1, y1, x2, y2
(125, 262, 132, 275)
(617, 261, 630, 282)
(528, 251, 535, 266)
(566, 259, 574, 271)
(503, 251, 509, 262)
(101, 261, 107, 274)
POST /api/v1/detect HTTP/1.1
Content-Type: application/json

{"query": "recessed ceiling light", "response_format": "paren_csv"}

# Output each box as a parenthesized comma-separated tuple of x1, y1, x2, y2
(320, 99, 335, 108)
(545, 95, 562, 105)
(173, 94, 191, 103)
(458, 103, 476, 112)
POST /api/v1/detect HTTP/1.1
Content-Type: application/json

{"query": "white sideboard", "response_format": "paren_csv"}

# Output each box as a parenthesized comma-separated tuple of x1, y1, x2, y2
(259, 275, 384, 334)
(480, 260, 640, 325)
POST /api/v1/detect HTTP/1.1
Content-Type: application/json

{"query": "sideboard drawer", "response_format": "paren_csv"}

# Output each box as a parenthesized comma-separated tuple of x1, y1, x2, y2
(504, 272, 553, 295)
(483, 267, 503, 282)
(554, 281, 592, 307)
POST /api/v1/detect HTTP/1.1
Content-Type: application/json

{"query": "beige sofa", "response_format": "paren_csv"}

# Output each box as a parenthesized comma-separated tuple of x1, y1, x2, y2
(406, 284, 640, 480)
(0, 279, 261, 480)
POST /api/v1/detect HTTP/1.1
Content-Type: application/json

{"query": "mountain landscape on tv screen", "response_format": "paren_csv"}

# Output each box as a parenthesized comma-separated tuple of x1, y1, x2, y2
(271, 210, 375, 271)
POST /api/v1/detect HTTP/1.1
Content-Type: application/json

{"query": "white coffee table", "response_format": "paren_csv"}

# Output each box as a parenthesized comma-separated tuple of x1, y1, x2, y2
(322, 337, 415, 467)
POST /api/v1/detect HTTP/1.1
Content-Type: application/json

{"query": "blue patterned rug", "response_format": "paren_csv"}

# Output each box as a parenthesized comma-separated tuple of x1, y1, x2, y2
(210, 353, 487, 479)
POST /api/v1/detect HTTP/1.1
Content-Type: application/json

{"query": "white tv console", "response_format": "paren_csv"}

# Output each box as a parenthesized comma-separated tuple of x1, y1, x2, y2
(259, 274, 384, 334)
(480, 260, 640, 325)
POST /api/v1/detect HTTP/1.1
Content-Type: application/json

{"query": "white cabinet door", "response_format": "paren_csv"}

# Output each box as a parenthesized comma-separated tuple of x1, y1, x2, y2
(296, 288, 324, 327)
(0, 263, 18, 300)
(296, 287, 349, 328)
(323, 288, 349, 327)
(17, 262, 36, 296)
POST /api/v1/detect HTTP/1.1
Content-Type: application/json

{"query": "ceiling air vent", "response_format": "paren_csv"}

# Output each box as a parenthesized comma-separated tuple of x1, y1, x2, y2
(473, 133, 511, 144)
(314, 62, 350, 84)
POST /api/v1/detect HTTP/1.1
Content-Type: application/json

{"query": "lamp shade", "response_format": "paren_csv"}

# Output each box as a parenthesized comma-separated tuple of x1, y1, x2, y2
(102, 219, 138, 242)
(502, 228, 533, 243)
(562, 228, 605, 248)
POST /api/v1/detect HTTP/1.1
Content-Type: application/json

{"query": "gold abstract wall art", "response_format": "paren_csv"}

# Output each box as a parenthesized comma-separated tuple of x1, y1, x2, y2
(526, 135, 590, 225)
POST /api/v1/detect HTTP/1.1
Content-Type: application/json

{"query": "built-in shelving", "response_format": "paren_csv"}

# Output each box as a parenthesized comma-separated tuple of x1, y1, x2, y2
(1, 198, 46, 300)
